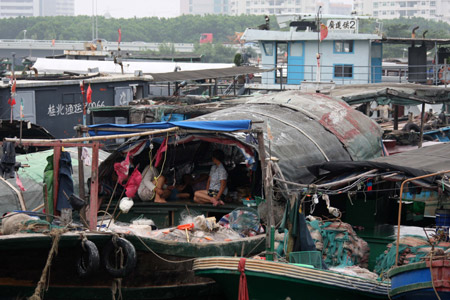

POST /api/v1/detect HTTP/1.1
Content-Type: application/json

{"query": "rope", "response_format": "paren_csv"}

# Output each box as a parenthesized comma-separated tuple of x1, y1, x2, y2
(28, 228, 67, 300)
(238, 258, 249, 300)
(111, 278, 123, 300)
(428, 251, 442, 300)
(132, 233, 196, 264)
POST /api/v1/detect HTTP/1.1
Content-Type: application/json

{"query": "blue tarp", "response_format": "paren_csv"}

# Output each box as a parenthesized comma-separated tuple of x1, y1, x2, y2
(88, 120, 252, 136)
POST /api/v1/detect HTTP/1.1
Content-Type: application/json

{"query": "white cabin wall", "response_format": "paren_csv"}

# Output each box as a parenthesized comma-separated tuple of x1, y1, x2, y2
(304, 39, 372, 84)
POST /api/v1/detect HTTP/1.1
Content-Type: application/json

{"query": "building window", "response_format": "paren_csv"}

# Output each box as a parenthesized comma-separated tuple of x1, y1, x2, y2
(391, 2, 395, 5)
(430, 1, 436, 5)
(391, 10, 395, 14)
(334, 64, 353, 78)
(373, 2, 378, 8)
(374, 11, 378, 16)
(334, 40, 354, 53)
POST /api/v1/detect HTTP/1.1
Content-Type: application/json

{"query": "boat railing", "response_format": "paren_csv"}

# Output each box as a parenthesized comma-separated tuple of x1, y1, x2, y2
(257, 63, 449, 86)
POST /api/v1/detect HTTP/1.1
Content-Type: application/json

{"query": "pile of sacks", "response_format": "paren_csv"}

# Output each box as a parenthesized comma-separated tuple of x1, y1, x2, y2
(307, 217, 370, 268)
(374, 235, 450, 276)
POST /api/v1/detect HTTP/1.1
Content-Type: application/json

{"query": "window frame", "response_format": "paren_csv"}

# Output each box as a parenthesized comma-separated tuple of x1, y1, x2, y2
(333, 64, 354, 79)
(333, 40, 355, 54)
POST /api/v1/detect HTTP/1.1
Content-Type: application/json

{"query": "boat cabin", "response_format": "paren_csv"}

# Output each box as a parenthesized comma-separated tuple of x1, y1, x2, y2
(242, 14, 382, 88)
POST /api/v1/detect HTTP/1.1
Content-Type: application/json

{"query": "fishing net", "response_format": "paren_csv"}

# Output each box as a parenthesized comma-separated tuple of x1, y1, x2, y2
(374, 235, 450, 277)
(307, 219, 370, 268)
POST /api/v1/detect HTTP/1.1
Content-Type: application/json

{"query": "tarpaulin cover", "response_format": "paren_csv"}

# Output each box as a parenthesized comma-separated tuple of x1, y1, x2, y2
(0, 148, 110, 216)
(88, 120, 252, 136)
(307, 142, 450, 183)
(195, 91, 383, 184)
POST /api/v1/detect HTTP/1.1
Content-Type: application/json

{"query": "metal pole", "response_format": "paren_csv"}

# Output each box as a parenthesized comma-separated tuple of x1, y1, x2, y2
(394, 105, 399, 130)
(418, 102, 425, 148)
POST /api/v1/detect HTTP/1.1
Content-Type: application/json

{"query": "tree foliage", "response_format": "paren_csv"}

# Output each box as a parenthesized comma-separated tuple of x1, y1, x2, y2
(0, 15, 448, 60)
(0, 14, 274, 43)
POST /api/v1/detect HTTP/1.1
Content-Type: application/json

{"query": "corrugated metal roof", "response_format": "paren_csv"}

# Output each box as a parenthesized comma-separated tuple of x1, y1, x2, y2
(149, 66, 269, 82)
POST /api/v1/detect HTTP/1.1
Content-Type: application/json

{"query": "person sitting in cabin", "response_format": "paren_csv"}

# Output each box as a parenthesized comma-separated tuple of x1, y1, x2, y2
(193, 150, 228, 206)
(137, 165, 168, 203)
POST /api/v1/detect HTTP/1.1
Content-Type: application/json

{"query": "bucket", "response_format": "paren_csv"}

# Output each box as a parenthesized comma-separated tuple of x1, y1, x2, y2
(436, 209, 450, 227)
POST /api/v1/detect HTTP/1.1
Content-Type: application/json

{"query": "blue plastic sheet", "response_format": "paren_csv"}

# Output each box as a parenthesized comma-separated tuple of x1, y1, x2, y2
(88, 120, 252, 136)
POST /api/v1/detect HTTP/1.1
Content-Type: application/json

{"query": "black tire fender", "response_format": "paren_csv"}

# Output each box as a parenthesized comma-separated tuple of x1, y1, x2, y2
(103, 237, 137, 278)
(423, 135, 435, 141)
(77, 239, 100, 278)
(402, 122, 421, 132)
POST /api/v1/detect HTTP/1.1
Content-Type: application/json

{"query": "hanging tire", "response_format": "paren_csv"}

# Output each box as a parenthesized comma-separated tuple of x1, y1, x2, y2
(402, 123, 421, 132)
(423, 135, 435, 141)
(77, 239, 100, 278)
(103, 237, 137, 278)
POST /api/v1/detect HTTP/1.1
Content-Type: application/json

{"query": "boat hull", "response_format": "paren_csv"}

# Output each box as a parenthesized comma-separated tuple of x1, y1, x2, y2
(193, 257, 390, 300)
(0, 232, 265, 300)
(388, 260, 450, 300)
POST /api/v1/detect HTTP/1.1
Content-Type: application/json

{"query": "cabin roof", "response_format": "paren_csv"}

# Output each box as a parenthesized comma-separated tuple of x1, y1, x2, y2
(242, 28, 380, 42)
(308, 142, 450, 183)
(329, 83, 450, 105)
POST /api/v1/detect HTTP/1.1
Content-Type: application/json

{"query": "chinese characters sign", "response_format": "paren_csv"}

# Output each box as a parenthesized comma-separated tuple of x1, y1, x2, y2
(326, 20, 357, 31)
(47, 100, 105, 117)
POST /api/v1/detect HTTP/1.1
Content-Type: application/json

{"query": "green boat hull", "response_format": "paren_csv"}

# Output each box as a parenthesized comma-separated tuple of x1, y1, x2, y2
(194, 257, 390, 300)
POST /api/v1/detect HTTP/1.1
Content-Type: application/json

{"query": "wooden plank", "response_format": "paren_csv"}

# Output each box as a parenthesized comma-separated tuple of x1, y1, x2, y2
(89, 141, 100, 231)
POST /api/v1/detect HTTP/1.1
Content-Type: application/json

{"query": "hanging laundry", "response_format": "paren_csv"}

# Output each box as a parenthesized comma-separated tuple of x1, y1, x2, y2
(81, 147, 91, 166)
(56, 151, 74, 211)
(114, 152, 130, 185)
(154, 138, 168, 168)
(125, 168, 142, 198)
(0, 142, 16, 179)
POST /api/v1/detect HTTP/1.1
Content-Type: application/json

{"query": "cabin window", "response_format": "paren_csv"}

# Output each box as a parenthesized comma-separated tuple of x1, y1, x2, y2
(334, 40, 354, 53)
(262, 42, 274, 56)
(334, 64, 353, 78)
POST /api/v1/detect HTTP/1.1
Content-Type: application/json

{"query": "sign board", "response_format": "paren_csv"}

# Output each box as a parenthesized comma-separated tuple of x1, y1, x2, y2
(326, 19, 357, 31)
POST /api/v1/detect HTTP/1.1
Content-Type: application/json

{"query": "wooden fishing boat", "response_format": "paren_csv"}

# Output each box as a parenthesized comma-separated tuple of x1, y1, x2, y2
(388, 259, 450, 300)
(0, 230, 265, 299)
(193, 257, 390, 300)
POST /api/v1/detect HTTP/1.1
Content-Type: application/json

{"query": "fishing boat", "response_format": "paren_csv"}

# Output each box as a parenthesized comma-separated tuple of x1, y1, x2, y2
(0, 230, 265, 300)
(386, 171, 450, 300)
(193, 256, 390, 300)
(388, 259, 450, 300)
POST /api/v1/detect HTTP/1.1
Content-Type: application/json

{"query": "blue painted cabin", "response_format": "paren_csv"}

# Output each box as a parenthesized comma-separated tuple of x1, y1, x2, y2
(242, 15, 383, 88)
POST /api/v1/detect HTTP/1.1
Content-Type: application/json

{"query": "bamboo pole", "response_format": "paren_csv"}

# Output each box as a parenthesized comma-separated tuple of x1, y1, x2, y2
(4, 127, 180, 144)
(0, 176, 26, 211)
(395, 169, 450, 266)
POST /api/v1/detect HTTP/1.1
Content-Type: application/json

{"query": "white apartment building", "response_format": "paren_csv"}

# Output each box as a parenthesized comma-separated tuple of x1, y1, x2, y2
(180, 0, 351, 16)
(0, 0, 73, 18)
(353, 0, 450, 24)
(180, 0, 230, 15)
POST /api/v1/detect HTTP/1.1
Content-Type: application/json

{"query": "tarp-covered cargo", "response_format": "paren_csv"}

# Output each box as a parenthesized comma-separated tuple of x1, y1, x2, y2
(194, 91, 383, 183)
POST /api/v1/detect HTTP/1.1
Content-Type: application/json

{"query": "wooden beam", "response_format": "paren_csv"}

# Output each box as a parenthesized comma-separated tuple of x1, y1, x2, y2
(4, 127, 180, 144)
(89, 141, 100, 231)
